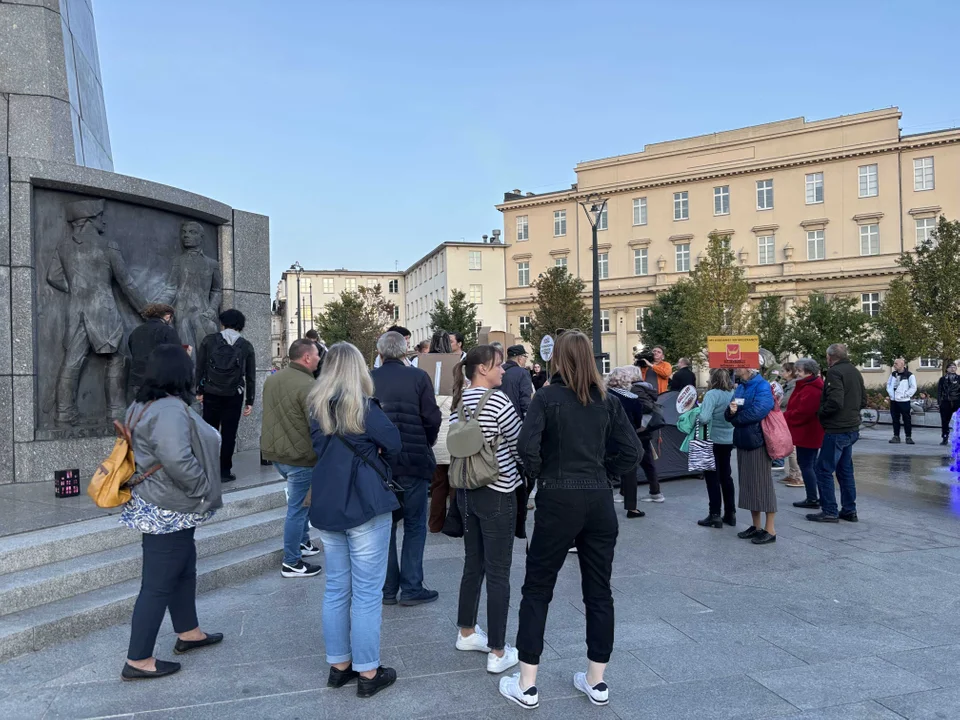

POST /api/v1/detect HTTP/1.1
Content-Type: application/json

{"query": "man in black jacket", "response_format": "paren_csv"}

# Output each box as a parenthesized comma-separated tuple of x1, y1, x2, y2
(196, 309, 257, 482)
(128, 303, 180, 395)
(372, 331, 442, 606)
(501, 345, 534, 419)
(668, 357, 696, 392)
(937, 362, 960, 445)
(808, 343, 866, 523)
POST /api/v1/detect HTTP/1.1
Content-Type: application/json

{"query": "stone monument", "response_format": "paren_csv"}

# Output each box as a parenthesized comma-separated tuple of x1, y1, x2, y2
(0, 0, 271, 483)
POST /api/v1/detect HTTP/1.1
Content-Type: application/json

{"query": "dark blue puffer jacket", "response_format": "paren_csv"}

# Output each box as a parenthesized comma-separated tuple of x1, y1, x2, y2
(724, 372, 774, 450)
(371, 359, 442, 480)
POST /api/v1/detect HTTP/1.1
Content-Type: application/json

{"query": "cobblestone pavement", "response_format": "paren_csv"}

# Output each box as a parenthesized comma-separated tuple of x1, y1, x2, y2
(1, 427, 958, 719)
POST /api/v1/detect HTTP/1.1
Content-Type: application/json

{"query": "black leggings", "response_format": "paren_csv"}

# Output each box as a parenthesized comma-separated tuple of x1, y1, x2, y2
(638, 438, 659, 494)
(703, 443, 735, 517)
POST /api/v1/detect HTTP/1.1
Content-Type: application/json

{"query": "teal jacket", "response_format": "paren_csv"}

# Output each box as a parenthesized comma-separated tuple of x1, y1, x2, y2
(677, 406, 702, 452)
(699, 388, 736, 445)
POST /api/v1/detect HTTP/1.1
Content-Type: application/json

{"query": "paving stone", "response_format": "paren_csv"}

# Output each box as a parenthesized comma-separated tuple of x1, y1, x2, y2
(775, 700, 910, 719)
(879, 643, 960, 688)
(631, 635, 807, 683)
(613, 673, 797, 719)
(878, 686, 960, 718)
(756, 622, 931, 664)
(545, 619, 689, 658)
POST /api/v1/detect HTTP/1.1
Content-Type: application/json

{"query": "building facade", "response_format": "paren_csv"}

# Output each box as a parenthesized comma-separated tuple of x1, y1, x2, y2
(496, 108, 960, 382)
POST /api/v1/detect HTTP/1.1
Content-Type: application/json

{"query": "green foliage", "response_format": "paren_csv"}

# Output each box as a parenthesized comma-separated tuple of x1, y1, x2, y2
(688, 233, 750, 338)
(897, 217, 960, 372)
(787, 293, 874, 370)
(314, 283, 395, 366)
(520, 266, 592, 363)
(748, 296, 790, 361)
(874, 277, 931, 365)
(430, 288, 479, 349)
(640, 281, 702, 362)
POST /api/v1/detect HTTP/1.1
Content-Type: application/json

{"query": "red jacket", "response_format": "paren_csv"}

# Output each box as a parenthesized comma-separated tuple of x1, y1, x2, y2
(784, 375, 825, 449)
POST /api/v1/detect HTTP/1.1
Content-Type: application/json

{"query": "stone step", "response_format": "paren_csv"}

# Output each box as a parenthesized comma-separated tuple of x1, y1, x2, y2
(0, 481, 287, 575)
(0, 536, 285, 662)
(0, 507, 287, 617)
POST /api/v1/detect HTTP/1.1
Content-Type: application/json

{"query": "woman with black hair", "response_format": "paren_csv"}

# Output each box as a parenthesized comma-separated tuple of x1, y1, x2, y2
(120, 344, 224, 681)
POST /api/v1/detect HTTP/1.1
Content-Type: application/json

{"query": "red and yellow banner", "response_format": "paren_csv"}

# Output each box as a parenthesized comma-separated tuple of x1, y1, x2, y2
(707, 335, 760, 369)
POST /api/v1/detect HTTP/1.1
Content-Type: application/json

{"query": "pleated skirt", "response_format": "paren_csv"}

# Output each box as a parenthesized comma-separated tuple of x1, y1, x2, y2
(736, 445, 777, 513)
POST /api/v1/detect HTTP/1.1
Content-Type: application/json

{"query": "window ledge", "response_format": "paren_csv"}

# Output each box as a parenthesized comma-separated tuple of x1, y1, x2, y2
(853, 212, 884, 224)
(711, 228, 735, 237)
(669, 234, 694, 244)
(512, 253, 532, 261)
(549, 248, 570, 256)
(908, 205, 942, 217)
(801, 218, 830, 230)
(629, 238, 651, 248)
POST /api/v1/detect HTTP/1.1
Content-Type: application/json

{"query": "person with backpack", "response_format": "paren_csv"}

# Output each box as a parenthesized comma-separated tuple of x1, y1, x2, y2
(127, 303, 180, 396)
(937, 362, 960, 446)
(449, 345, 524, 676)
(695, 369, 736, 528)
(120, 344, 223, 680)
(196, 309, 256, 482)
(501, 331, 640, 711)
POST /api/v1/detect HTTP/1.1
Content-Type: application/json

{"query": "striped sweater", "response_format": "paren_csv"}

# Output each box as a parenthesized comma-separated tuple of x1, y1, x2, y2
(449, 387, 523, 493)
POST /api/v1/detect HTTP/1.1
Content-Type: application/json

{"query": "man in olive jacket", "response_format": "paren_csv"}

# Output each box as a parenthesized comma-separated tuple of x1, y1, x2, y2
(261, 339, 322, 578)
(809, 343, 866, 524)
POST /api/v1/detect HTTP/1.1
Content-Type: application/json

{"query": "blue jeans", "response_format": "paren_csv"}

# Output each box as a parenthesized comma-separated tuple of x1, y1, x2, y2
(318, 513, 392, 672)
(815, 431, 859, 516)
(274, 463, 313, 566)
(796, 447, 820, 503)
(384, 476, 429, 600)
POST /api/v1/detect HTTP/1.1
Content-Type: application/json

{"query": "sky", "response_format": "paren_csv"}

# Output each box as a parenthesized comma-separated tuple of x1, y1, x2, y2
(94, 0, 960, 291)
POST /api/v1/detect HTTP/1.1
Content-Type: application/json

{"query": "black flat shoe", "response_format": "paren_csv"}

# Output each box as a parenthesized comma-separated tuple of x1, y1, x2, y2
(697, 514, 723, 528)
(806, 512, 839, 523)
(839, 512, 859, 522)
(221, 473, 237, 483)
(751, 530, 777, 545)
(328, 666, 361, 688)
(626, 509, 645, 519)
(737, 526, 761, 539)
(357, 666, 397, 698)
(121, 660, 181, 681)
(722, 513, 736, 526)
(173, 632, 223, 654)
(793, 499, 820, 509)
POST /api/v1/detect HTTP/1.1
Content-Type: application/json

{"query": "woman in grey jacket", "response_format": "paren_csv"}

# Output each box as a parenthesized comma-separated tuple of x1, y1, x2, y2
(121, 344, 223, 681)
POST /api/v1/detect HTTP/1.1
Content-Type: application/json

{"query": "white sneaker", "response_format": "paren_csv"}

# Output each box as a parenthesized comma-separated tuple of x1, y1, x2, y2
(640, 493, 665, 503)
(456, 626, 491, 653)
(499, 672, 539, 709)
(574, 671, 609, 706)
(487, 645, 520, 674)
(613, 494, 624, 504)
(299, 540, 322, 557)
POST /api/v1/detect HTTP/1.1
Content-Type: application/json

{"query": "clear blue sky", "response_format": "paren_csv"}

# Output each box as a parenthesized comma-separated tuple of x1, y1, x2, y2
(95, 0, 960, 290)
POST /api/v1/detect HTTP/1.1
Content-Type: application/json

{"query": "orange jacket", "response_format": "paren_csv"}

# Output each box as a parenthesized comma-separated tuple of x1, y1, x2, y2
(645, 361, 672, 394)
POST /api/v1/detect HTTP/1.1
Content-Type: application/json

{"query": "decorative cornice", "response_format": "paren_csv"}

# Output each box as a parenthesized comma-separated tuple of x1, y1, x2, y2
(908, 205, 942, 217)
(800, 218, 830, 229)
(628, 238, 652, 248)
(710, 228, 735, 237)
(512, 253, 532, 261)
(669, 233, 694, 244)
(751, 224, 779, 234)
(591, 243, 613, 251)
(852, 211, 884, 224)
(548, 248, 570, 256)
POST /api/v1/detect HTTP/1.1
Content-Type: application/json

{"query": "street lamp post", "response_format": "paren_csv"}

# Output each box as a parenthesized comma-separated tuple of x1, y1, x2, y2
(579, 195, 608, 373)
(290, 261, 304, 340)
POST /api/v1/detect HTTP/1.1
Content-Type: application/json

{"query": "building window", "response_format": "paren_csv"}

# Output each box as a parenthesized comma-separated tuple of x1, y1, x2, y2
(675, 243, 690, 272)
(469, 284, 482, 304)
(392, 306, 400, 321)
(516, 215, 529, 241)
(916, 217, 936, 247)
(598, 207, 608, 231)
(805, 172, 824, 204)
(555, 256, 567, 269)
(673, 191, 689, 221)
(756, 179, 774, 210)
(600, 310, 610, 333)
(554, 210, 567, 237)
(920, 357, 941, 369)
(807, 229, 825, 260)
(635, 307, 648, 332)
(344, 278, 357, 291)
(714, 186, 730, 216)
(323, 278, 334, 294)
(469, 251, 482, 270)
(862, 352, 882, 370)
(858, 164, 878, 198)
(519, 315, 531, 333)
(388, 279, 399, 293)
(914, 157, 935, 191)
(633, 197, 647, 226)
(861, 292, 881, 317)
(634, 248, 648, 276)
(601, 356, 611, 375)
(598, 252, 609, 279)
(757, 235, 775, 265)
(859, 224, 880, 256)
(518, 261, 530, 287)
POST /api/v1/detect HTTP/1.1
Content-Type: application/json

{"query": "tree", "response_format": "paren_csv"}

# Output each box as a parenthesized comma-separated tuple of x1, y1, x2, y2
(429, 288, 479, 349)
(688, 233, 750, 339)
(874, 277, 931, 365)
(898, 217, 960, 372)
(787, 293, 874, 370)
(314, 283, 395, 366)
(640, 281, 702, 362)
(520, 266, 592, 362)
(748, 296, 790, 361)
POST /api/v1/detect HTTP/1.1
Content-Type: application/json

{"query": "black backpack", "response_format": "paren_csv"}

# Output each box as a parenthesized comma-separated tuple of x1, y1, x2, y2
(205, 336, 245, 396)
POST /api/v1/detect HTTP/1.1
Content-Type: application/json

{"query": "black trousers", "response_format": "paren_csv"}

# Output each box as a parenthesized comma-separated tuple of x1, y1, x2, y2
(940, 402, 960, 438)
(704, 443, 735, 517)
(620, 466, 639, 511)
(891, 401, 912, 439)
(457, 487, 516, 651)
(517, 489, 618, 665)
(127, 528, 199, 661)
(202, 392, 244, 473)
(638, 438, 659, 495)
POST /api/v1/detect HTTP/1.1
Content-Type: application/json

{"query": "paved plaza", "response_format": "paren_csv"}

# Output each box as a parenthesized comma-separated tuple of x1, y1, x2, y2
(1, 427, 959, 719)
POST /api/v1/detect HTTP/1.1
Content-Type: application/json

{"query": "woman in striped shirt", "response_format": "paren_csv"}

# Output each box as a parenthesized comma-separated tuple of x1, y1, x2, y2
(451, 345, 524, 676)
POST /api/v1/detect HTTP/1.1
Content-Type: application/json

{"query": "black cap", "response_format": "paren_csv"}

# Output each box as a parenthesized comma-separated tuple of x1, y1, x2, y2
(507, 345, 527, 358)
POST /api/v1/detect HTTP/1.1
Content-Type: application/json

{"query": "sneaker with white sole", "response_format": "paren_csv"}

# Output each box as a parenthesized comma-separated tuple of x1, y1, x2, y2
(499, 672, 539, 709)
(280, 560, 322, 578)
(487, 645, 519, 674)
(456, 626, 491, 653)
(574, 671, 609, 706)
(640, 493, 665, 503)
(613, 494, 624, 504)
(300, 540, 322, 557)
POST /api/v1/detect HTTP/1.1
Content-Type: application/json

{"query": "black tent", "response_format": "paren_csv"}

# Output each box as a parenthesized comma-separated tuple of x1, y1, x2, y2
(645, 390, 700, 482)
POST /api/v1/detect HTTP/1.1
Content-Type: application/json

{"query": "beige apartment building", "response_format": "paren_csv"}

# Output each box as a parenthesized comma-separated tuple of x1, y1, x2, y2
(496, 107, 960, 384)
